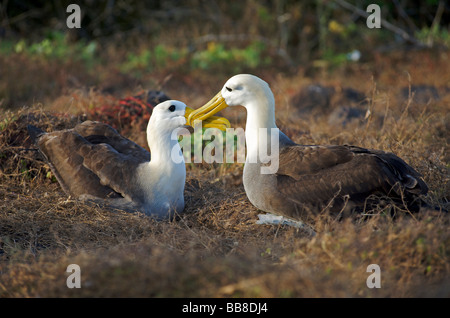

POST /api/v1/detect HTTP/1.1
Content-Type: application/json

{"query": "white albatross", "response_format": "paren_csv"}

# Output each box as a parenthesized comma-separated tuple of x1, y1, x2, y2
(28, 100, 229, 219)
(187, 74, 430, 224)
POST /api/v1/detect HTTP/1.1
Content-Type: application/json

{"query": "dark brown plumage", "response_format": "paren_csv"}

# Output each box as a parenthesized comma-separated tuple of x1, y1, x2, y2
(272, 144, 428, 218)
(190, 74, 432, 223)
(28, 121, 148, 200)
(27, 100, 189, 218)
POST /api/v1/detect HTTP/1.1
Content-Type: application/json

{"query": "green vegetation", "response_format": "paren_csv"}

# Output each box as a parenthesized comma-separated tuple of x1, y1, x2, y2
(5, 31, 98, 67)
(2, 33, 271, 77)
(416, 25, 450, 47)
(120, 44, 189, 76)
(191, 41, 271, 72)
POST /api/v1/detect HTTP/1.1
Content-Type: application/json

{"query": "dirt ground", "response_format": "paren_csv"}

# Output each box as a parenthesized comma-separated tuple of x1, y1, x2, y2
(0, 49, 449, 298)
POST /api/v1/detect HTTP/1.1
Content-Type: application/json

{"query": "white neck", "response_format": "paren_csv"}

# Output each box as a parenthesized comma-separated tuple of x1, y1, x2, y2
(137, 128, 185, 200)
(244, 91, 278, 162)
(135, 126, 185, 215)
(147, 129, 184, 168)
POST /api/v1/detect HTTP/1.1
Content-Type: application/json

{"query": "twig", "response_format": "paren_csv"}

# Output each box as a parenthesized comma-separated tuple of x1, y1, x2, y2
(333, 0, 428, 47)
(431, 0, 445, 31)
(392, 0, 418, 32)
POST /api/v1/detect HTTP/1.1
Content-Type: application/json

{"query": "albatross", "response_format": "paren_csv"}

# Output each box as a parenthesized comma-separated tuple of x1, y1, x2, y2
(187, 74, 430, 222)
(27, 100, 229, 219)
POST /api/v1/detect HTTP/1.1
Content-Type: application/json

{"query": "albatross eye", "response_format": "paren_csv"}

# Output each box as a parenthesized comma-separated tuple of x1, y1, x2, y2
(225, 86, 232, 92)
(168, 105, 176, 112)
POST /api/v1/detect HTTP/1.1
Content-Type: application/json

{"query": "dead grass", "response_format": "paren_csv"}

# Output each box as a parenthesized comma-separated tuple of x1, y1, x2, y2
(0, 50, 449, 298)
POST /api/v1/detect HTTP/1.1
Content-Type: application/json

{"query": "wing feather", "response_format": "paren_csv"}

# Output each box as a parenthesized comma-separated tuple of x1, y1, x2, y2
(275, 145, 427, 209)
(31, 121, 151, 201)
(77, 140, 147, 203)
(36, 130, 121, 198)
(74, 121, 149, 162)
(276, 145, 354, 178)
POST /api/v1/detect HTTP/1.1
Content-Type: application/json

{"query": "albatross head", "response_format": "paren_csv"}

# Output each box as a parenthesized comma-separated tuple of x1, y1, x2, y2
(186, 74, 275, 127)
(221, 74, 273, 109)
(146, 100, 189, 166)
(149, 100, 187, 135)
(150, 100, 231, 132)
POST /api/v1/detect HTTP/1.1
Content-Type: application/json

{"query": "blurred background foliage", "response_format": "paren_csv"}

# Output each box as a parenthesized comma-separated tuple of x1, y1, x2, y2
(0, 0, 448, 108)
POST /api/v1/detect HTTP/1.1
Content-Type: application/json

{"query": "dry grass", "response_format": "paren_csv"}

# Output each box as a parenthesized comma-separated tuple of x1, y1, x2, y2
(0, 50, 449, 298)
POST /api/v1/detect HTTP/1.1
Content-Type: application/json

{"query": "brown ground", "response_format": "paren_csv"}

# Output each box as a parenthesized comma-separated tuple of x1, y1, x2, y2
(0, 49, 449, 297)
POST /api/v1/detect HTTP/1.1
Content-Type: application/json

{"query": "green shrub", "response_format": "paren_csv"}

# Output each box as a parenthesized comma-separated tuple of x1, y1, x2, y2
(191, 41, 271, 73)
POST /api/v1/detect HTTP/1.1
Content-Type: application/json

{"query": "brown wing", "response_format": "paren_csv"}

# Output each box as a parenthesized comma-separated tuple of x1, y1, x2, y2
(275, 145, 428, 209)
(276, 145, 354, 177)
(74, 121, 149, 162)
(30, 122, 150, 200)
(34, 129, 120, 198)
(76, 139, 148, 203)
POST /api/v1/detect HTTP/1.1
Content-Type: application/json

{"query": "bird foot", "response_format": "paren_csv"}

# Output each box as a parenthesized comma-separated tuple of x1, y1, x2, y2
(256, 213, 316, 235)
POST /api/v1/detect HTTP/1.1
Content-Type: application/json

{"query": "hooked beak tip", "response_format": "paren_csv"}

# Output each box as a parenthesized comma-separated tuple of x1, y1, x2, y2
(183, 93, 230, 131)
(187, 91, 228, 125)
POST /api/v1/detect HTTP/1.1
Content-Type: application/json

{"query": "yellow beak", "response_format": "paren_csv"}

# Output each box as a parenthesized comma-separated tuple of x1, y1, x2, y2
(185, 104, 230, 131)
(186, 91, 230, 130)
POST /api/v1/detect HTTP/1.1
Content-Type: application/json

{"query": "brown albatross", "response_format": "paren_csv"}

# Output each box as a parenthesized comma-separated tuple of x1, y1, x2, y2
(28, 100, 229, 219)
(187, 74, 430, 223)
